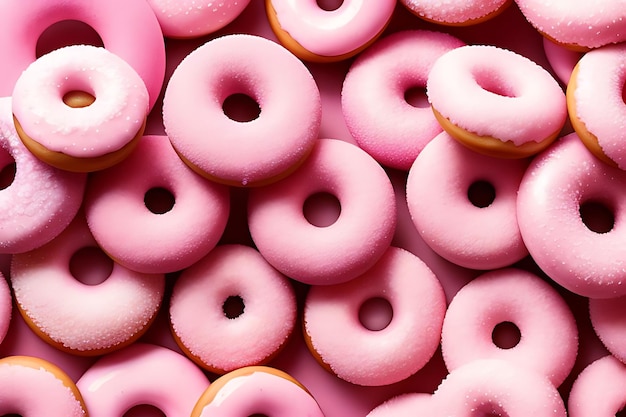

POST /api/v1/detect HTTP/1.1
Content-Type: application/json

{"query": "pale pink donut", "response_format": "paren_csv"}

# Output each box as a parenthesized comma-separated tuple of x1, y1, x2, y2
(0, 97, 86, 254)
(568, 355, 626, 417)
(77, 343, 210, 417)
(247, 138, 396, 285)
(341, 30, 465, 170)
(163, 34, 321, 187)
(169, 244, 297, 374)
(84, 135, 230, 274)
(400, 0, 511, 25)
(303, 247, 446, 386)
(146, 0, 252, 38)
(10, 214, 165, 356)
(542, 37, 582, 86)
(517, 133, 626, 298)
(0, 273, 11, 345)
(406, 132, 528, 270)
(440, 268, 578, 386)
(367, 393, 436, 417)
(589, 296, 626, 363)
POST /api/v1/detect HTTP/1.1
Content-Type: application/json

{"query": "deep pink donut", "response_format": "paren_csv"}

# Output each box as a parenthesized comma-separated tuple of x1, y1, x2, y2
(589, 296, 626, 363)
(568, 355, 626, 417)
(0, 273, 11, 345)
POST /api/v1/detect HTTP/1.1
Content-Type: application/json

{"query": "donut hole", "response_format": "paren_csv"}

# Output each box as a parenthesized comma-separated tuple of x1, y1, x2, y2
(474, 402, 509, 417)
(491, 321, 521, 349)
(617, 406, 626, 417)
(358, 297, 393, 331)
(222, 295, 245, 319)
(0, 160, 16, 191)
(62, 90, 96, 108)
(144, 187, 176, 214)
(404, 86, 430, 108)
(474, 69, 516, 98)
(467, 180, 496, 208)
(123, 404, 166, 417)
(222, 93, 261, 122)
(316, 0, 343, 11)
(579, 200, 615, 234)
(1, 413, 22, 417)
(36, 20, 104, 58)
(303, 192, 341, 227)
(69, 246, 114, 286)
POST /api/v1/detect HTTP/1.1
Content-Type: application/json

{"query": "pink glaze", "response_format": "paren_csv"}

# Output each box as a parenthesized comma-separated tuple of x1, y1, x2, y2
(0, 274, 10, 345)
(400, 0, 510, 24)
(303, 247, 446, 386)
(163, 34, 321, 187)
(542, 37, 582, 85)
(267, 0, 395, 58)
(169, 244, 297, 373)
(517, 133, 626, 298)
(0, 97, 86, 254)
(77, 343, 210, 417)
(85, 135, 230, 274)
(247, 138, 396, 285)
(427, 44, 567, 146)
(10, 214, 165, 354)
(406, 132, 528, 269)
(146, 0, 252, 38)
(0, 356, 86, 416)
(0, 0, 165, 110)
(568, 355, 626, 417)
(589, 296, 626, 363)
(367, 393, 436, 417)
(192, 367, 324, 417)
(441, 268, 578, 387)
(341, 30, 465, 170)
(12, 45, 149, 162)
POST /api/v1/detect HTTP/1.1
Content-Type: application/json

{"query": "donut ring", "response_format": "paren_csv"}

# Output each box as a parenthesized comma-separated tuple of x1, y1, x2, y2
(0, 273, 11, 345)
(568, 355, 626, 417)
(589, 295, 626, 363)
(427, 44, 567, 158)
(399, 0, 512, 26)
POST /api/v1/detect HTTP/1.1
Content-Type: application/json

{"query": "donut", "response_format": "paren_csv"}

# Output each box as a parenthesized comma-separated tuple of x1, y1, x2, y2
(169, 244, 297, 374)
(399, 0, 512, 26)
(265, 0, 395, 63)
(341, 30, 465, 170)
(367, 393, 436, 417)
(426, 44, 567, 158)
(247, 138, 396, 285)
(0, 97, 86, 254)
(303, 246, 446, 386)
(542, 37, 582, 86)
(10, 214, 165, 356)
(567, 43, 626, 169)
(406, 132, 529, 269)
(77, 343, 210, 417)
(12, 45, 149, 173)
(163, 33, 321, 187)
(517, 133, 626, 298)
(0, 355, 87, 416)
(84, 135, 230, 274)
(568, 355, 626, 417)
(589, 295, 626, 363)
(440, 268, 578, 386)
(0, 273, 10, 345)
(0, 0, 165, 110)
(191, 366, 325, 417)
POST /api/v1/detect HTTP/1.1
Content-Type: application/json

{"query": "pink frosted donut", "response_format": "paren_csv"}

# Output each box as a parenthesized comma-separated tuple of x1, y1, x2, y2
(303, 247, 446, 386)
(12, 45, 149, 173)
(427, 44, 567, 158)
(367, 393, 436, 417)
(248, 138, 396, 285)
(0, 0, 165, 110)
(568, 355, 626, 417)
(433, 359, 566, 417)
(567, 43, 626, 169)
(10, 214, 165, 356)
(542, 37, 582, 86)
(406, 132, 528, 269)
(163, 34, 321, 187)
(145, 0, 251, 38)
(341, 30, 465, 170)
(0, 273, 10, 345)
(84, 135, 230, 274)
(400, 0, 512, 25)
(266, 0, 395, 62)
(517, 133, 626, 298)
(440, 268, 578, 386)
(0, 97, 85, 254)
(191, 366, 324, 417)
(77, 343, 210, 417)
(589, 296, 626, 363)
(169, 244, 297, 374)
(0, 355, 87, 417)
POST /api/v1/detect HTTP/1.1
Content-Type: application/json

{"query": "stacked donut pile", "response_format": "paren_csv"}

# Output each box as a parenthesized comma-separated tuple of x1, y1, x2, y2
(0, 0, 625, 416)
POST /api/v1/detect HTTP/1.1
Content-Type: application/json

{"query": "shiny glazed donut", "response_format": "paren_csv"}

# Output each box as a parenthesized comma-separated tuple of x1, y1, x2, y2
(191, 366, 325, 417)
(10, 214, 165, 356)
(0, 274, 10, 345)
(248, 138, 396, 285)
(0, 97, 86, 254)
(163, 34, 321, 187)
(568, 355, 626, 417)
(0, 355, 87, 417)
(517, 133, 626, 298)
(0, 0, 165, 110)
(589, 295, 626, 363)
(427, 44, 567, 158)
(440, 268, 578, 386)
(303, 247, 446, 386)
(12, 45, 149, 173)
(265, 0, 395, 62)
(341, 30, 465, 170)
(406, 132, 529, 269)
(169, 244, 297, 374)
(400, 0, 512, 26)
(77, 343, 211, 417)
(85, 135, 230, 274)
(367, 393, 436, 417)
